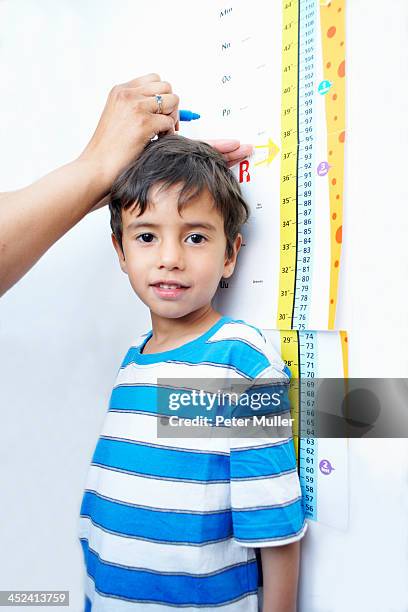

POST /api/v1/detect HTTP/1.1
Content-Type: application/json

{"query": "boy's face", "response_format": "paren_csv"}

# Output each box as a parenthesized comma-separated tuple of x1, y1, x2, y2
(112, 182, 242, 321)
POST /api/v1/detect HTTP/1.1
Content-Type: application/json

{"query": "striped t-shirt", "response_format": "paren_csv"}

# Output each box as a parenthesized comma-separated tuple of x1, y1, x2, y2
(78, 314, 307, 611)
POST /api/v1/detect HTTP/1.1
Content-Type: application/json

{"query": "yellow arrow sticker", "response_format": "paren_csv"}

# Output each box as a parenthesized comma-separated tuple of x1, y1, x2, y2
(254, 138, 280, 166)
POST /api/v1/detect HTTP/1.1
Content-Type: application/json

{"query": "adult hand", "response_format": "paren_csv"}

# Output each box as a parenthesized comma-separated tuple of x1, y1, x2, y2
(79, 73, 179, 189)
(81, 70, 252, 188)
(81, 73, 252, 197)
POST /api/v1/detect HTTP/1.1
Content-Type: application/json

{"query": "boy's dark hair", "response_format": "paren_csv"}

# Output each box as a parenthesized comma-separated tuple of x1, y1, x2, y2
(108, 134, 250, 261)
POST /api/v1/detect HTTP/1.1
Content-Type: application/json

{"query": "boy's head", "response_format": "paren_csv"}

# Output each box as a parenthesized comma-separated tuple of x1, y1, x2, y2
(108, 134, 250, 320)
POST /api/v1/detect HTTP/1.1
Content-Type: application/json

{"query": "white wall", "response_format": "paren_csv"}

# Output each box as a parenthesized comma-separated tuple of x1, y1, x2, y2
(0, 1, 407, 610)
(311, 2, 408, 609)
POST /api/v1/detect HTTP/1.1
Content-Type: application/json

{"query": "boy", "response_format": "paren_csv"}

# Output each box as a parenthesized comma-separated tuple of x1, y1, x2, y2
(78, 135, 307, 611)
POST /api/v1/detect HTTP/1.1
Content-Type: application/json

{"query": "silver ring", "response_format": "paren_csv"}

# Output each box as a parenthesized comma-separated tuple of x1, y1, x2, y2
(155, 94, 163, 114)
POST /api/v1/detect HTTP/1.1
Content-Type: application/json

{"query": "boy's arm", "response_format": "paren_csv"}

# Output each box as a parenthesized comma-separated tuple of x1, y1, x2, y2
(260, 541, 301, 612)
(229, 331, 306, 611)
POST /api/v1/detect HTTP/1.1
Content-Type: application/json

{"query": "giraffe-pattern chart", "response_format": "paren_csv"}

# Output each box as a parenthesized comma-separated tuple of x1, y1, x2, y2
(320, 0, 346, 329)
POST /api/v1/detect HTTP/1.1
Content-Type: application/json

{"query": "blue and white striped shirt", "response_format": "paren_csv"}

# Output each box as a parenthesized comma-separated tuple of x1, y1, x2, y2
(78, 315, 307, 611)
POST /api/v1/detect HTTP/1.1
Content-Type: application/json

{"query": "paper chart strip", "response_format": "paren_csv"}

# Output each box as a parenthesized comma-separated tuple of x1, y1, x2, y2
(279, 0, 345, 330)
(179, 0, 347, 330)
(265, 328, 349, 530)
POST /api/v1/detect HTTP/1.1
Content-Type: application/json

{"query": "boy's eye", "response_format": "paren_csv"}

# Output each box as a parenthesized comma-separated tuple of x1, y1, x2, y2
(186, 234, 206, 244)
(136, 233, 155, 243)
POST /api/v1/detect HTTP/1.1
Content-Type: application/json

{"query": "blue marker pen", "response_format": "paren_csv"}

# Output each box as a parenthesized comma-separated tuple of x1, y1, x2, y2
(179, 110, 201, 121)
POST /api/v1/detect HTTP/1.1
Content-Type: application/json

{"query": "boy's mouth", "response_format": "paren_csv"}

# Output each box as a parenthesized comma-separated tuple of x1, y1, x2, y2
(150, 280, 190, 289)
(150, 280, 190, 299)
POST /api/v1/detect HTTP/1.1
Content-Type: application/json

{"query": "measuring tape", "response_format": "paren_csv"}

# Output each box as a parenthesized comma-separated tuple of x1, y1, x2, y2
(279, 0, 319, 521)
(278, 0, 318, 332)
(281, 329, 318, 520)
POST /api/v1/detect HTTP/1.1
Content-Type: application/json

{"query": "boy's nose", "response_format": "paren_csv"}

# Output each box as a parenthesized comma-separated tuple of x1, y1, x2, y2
(157, 241, 185, 269)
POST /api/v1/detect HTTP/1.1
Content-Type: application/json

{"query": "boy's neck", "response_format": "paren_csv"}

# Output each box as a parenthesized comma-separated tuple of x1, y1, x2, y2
(145, 306, 223, 353)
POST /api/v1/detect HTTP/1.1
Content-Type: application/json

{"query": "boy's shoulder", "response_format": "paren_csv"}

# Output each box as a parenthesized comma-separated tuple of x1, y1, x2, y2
(207, 316, 268, 350)
(206, 316, 291, 381)
(125, 315, 291, 381)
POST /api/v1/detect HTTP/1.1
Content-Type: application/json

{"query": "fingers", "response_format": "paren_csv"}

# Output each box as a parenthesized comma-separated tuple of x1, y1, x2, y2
(116, 74, 173, 97)
(203, 139, 254, 168)
(139, 87, 179, 128)
(204, 139, 241, 153)
(120, 73, 162, 88)
(150, 114, 176, 138)
(110, 75, 179, 130)
(111, 85, 179, 118)
(223, 144, 254, 165)
(143, 92, 180, 115)
(138, 81, 173, 96)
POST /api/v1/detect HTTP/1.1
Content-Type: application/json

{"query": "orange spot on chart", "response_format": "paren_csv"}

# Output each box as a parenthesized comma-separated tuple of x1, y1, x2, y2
(336, 226, 342, 244)
(327, 26, 336, 38)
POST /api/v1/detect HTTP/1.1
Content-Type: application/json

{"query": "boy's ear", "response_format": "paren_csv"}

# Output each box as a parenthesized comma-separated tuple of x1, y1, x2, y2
(111, 233, 128, 275)
(223, 233, 242, 279)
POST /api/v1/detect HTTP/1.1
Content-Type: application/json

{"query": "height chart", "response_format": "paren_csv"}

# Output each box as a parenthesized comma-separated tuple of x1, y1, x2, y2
(181, 0, 348, 528)
(267, 328, 348, 529)
(279, 0, 345, 331)
(183, 0, 346, 331)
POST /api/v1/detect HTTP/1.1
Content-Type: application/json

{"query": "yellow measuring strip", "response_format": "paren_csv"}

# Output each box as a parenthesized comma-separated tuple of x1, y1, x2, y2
(278, 0, 299, 330)
(280, 330, 300, 461)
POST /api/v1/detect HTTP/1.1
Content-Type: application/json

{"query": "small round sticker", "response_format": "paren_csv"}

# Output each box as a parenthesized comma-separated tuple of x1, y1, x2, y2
(319, 459, 335, 475)
(317, 161, 330, 176)
(318, 80, 332, 95)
